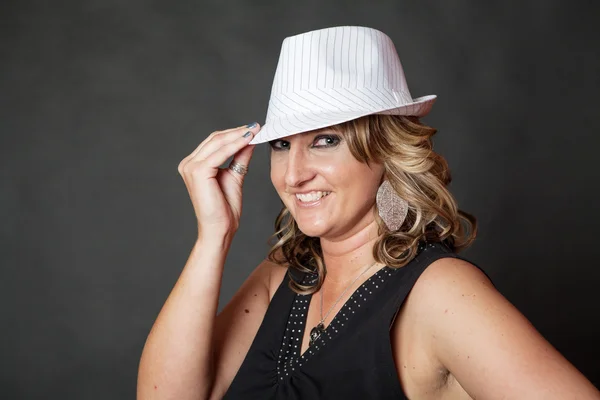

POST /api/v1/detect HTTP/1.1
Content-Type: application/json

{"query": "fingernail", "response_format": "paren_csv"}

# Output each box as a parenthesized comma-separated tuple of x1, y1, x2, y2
(246, 122, 257, 128)
(243, 131, 252, 138)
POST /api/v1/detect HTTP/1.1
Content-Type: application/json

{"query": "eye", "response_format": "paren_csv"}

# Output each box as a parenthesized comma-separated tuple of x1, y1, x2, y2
(313, 134, 341, 148)
(269, 139, 290, 151)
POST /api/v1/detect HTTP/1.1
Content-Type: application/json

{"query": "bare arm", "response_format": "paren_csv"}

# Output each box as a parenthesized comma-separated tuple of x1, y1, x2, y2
(414, 258, 600, 399)
(137, 237, 231, 399)
(137, 239, 278, 400)
(137, 122, 270, 399)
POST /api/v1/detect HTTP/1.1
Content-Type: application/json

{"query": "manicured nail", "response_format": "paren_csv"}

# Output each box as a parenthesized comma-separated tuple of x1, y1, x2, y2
(243, 131, 252, 138)
(246, 122, 257, 128)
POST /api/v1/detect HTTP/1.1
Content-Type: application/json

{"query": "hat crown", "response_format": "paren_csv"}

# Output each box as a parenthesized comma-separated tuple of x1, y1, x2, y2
(271, 26, 411, 99)
(249, 26, 436, 144)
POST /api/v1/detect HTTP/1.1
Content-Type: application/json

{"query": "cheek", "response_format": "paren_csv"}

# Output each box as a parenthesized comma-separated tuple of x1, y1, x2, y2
(270, 159, 290, 203)
(270, 168, 284, 191)
(318, 152, 371, 183)
(335, 162, 383, 201)
(270, 155, 283, 185)
(313, 151, 349, 180)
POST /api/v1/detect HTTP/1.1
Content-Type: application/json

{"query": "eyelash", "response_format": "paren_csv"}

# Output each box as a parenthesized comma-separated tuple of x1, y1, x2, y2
(269, 134, 341, 151)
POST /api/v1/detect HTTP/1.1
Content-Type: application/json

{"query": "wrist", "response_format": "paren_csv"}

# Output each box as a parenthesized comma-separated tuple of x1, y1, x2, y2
(195, 232, 234, 252)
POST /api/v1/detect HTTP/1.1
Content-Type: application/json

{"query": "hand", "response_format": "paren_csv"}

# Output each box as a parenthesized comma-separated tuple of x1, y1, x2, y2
(177, 123, 261, 240)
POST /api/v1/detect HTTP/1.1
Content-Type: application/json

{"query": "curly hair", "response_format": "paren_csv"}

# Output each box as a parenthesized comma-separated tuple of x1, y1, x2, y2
(267, 114, 477, 294)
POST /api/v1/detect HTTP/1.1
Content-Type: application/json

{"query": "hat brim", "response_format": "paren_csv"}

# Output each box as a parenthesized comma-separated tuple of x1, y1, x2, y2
(249, 95, 436, 145)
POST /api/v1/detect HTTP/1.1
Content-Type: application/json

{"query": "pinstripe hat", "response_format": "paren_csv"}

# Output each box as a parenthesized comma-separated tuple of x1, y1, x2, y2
(249, 26, 436, 145)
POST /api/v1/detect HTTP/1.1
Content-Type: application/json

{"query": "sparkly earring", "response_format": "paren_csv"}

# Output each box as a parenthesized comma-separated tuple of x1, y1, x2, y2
(376, 180, 408, 231)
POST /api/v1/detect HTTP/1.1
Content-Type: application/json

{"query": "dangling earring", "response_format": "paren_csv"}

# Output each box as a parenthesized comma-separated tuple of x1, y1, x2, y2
(376, 180, 408, 231)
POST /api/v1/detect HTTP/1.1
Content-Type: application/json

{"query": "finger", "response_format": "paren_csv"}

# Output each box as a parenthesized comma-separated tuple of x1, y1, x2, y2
(202, 129, 257, 171)
(194, 123, 260, 162)
(231, 142, 255, 169)
(178, 123, 257, 173)
(226, 144, 256, 181)
(190, 123, 255, 159)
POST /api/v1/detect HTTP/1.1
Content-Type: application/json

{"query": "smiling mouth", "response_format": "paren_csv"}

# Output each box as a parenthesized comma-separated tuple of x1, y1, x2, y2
(295, 191, 331, 203)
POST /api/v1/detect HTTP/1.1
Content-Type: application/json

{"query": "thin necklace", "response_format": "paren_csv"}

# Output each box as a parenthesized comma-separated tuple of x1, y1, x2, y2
(309, 260, 378, 346)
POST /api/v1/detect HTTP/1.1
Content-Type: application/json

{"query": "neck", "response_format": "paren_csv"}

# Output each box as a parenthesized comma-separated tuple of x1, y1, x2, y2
(319, 219, 380, 287)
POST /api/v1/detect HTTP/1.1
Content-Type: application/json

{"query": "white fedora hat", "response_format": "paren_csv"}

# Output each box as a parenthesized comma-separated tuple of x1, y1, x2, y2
(250, 26, 436, 145)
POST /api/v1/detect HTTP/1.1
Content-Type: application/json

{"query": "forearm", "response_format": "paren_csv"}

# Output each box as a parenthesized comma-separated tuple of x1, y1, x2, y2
(137, 236, 231, 400)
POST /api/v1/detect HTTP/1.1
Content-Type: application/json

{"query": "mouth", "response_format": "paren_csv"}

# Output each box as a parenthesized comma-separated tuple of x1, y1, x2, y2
(294, 191, 332, 207)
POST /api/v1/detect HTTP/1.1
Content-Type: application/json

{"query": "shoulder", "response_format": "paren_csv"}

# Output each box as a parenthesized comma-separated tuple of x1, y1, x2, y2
(402, 255, 497, 346)
(394, 254, 495, 351)
(220, 257, 286, 313)
(263, 257, 288, 301)
(389, 255, 492, 396)
(251, 247, 289, 301)
(398, 255, 600, 398)
(236, 256, 288, 300)
(413, 255, 493, 302)
(404, 255, 500, 350)
(398, 242, 494, 316)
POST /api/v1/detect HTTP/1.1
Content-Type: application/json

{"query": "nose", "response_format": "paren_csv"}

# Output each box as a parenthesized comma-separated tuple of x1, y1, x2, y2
(284, 146, 315, 188)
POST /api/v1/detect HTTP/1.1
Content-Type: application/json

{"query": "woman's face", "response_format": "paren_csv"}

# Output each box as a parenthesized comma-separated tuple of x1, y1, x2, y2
(270, 129, 384, 240)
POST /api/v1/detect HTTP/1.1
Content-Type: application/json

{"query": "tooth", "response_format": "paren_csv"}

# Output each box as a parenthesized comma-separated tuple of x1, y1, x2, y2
(295, 191, 331, 202)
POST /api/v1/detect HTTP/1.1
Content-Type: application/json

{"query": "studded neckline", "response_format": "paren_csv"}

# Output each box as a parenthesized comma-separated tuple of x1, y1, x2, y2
(276, 264, 397, 381)
(275, 241, 435, 382)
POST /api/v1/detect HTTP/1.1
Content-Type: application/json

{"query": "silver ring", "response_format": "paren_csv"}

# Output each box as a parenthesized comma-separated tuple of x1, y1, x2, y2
(228, 161, 248, 176)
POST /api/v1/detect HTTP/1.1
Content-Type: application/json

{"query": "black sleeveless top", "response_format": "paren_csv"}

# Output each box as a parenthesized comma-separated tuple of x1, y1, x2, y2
(224, 242, 475, 399)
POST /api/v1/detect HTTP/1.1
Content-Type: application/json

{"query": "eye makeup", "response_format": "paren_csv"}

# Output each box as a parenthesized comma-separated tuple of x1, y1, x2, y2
(269, 139, 290, 151)
(311, 134, 341, 148)
(269, 133, 342, 151)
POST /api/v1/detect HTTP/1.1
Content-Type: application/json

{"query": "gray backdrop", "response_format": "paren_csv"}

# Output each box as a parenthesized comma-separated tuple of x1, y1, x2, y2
(2, 0, 599, 398)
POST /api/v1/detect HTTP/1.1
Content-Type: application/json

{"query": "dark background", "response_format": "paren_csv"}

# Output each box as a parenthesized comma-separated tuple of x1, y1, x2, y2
(2, 0, 599, 398)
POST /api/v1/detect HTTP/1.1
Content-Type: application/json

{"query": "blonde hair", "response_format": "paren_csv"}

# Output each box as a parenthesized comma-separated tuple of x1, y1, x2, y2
(268, 115, 477, 294)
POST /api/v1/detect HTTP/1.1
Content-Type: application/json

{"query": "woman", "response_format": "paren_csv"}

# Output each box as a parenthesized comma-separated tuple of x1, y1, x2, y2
(137, 27, 600, 399)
